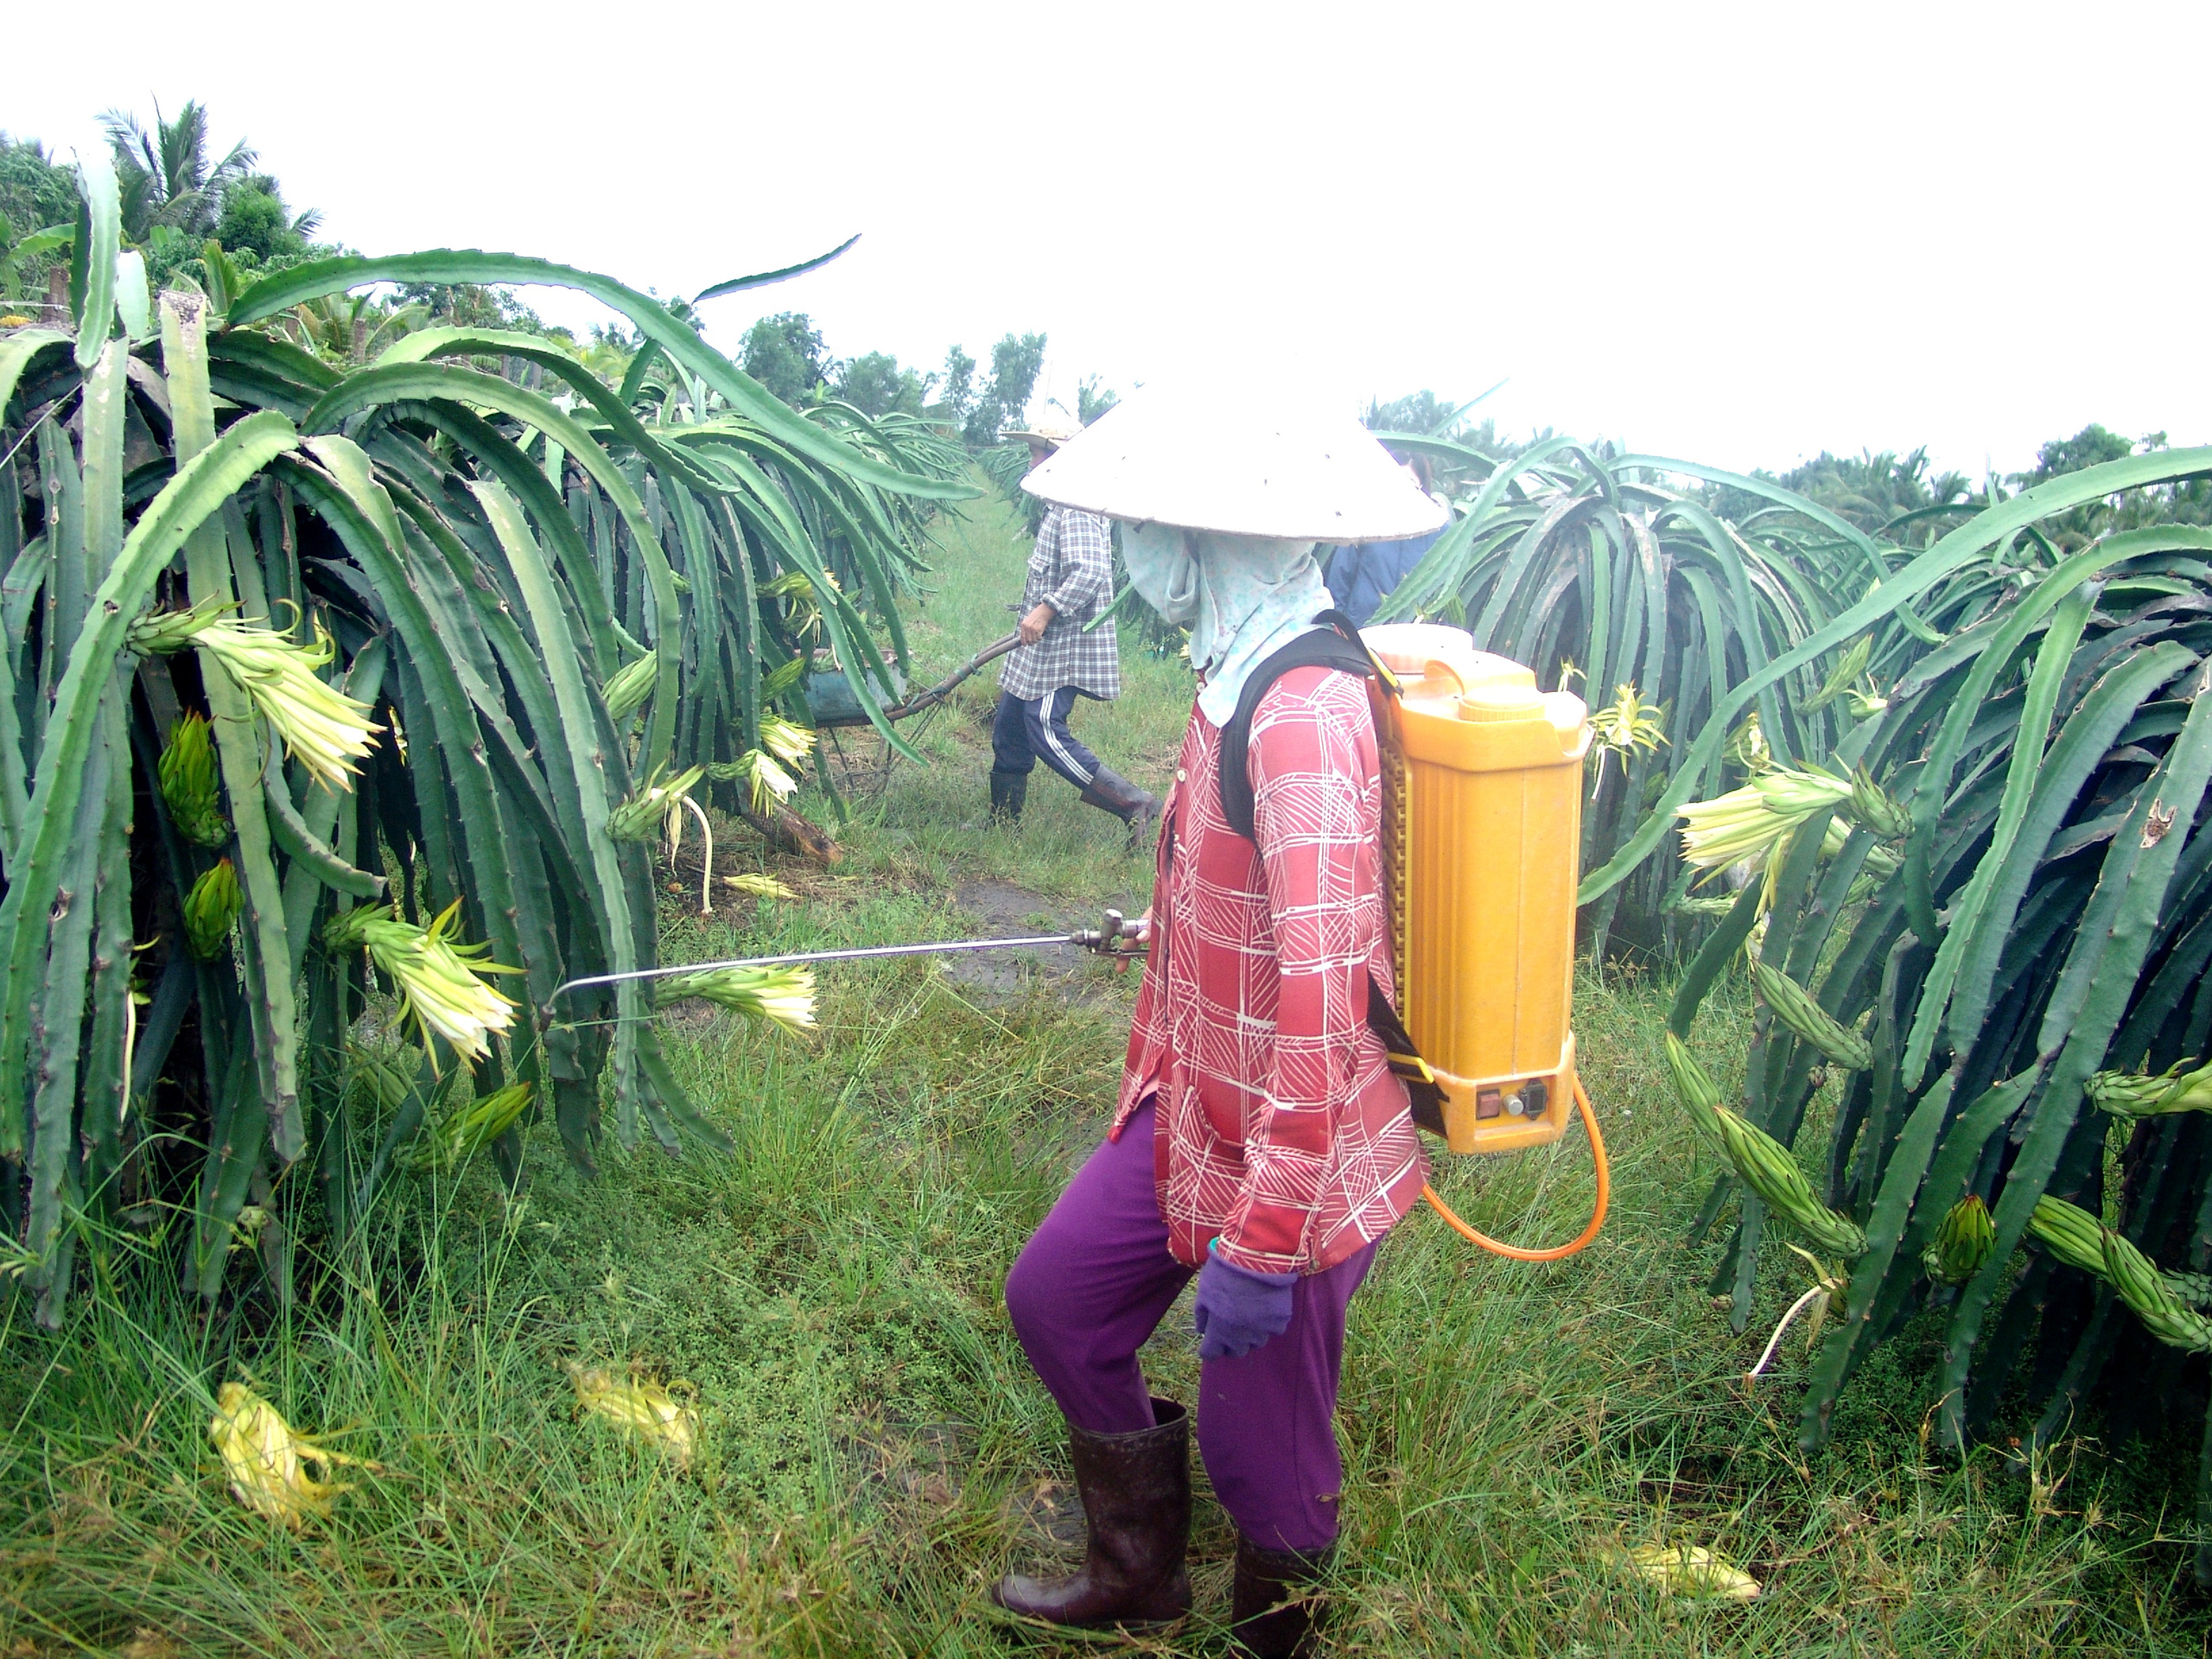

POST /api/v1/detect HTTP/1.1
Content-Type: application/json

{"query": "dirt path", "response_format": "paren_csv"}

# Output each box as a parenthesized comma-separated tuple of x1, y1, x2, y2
(938, 879, 1127, 1006)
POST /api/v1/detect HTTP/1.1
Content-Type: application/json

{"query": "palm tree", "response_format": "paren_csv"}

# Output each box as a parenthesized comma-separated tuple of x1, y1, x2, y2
(1778, 448, 1977, 546)
(99, 99, 257, 241)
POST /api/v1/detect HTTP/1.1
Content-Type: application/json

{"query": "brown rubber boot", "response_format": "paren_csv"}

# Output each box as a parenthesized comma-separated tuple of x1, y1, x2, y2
(1079, 766, 1160, 851)
(992, 1399, 1192, 1629)
(1230, 1534, 1335, 1658)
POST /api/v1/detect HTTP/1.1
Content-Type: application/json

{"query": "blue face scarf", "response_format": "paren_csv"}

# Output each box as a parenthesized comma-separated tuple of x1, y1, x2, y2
(1121, 522, 1334, 727)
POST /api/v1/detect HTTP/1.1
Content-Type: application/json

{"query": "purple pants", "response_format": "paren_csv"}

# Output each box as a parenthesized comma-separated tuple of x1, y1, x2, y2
(1004, 1102, 1376, 1553)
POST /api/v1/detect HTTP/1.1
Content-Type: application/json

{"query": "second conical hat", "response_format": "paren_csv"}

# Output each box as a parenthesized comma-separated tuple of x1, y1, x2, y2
(1021, 385, 1447, 543)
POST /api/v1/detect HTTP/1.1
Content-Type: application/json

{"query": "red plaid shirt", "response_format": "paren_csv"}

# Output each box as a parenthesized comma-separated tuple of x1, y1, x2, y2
(1114, 666, 1427, 1274)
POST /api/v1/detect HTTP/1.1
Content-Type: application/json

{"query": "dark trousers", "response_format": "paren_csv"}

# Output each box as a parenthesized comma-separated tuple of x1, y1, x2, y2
(1003, 1102, 1377, 1553)
(991, 687, 1100, 790)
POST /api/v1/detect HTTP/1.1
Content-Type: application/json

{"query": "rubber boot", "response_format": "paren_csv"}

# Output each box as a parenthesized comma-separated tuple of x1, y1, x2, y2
(992, 1399, 1192, 1630)
(989, 768, 1028, 823)
(1229, 1534, 1335, 1659)
(1079, 766, 1160, 851)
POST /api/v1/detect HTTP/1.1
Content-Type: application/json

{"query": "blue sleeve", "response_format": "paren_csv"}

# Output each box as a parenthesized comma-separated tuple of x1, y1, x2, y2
(1382, 530, 1440, 588)
(1325, 544, 1360, 611)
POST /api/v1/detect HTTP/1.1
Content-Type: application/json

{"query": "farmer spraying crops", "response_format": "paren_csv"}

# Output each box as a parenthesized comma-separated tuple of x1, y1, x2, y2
(988, 423, 1158, 842)
(993, 391, 1447, 1655)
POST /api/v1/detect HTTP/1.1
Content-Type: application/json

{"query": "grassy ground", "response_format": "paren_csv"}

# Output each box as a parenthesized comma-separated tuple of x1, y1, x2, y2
(3, 488, 2207, 1656)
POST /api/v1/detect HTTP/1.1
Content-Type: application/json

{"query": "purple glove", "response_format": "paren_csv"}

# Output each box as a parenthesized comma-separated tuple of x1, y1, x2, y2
(1192, 1239, 1298, 1360)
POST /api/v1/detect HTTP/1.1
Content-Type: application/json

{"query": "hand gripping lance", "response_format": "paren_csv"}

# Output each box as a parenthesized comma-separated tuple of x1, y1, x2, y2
(550, 907, 1147, 1002)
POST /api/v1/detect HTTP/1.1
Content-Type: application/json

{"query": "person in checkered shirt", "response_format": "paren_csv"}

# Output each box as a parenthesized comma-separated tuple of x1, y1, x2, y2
(991, 394, 1447, 1657)
(988, 424, 1158, 844)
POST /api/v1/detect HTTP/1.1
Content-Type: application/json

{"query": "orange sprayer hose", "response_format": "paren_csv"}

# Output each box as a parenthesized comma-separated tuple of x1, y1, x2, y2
(1421, 1076, 1609, 1261)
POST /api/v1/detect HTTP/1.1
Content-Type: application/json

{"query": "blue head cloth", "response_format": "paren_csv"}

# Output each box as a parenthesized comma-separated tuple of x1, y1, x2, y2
(1122, 521, 1333, 727)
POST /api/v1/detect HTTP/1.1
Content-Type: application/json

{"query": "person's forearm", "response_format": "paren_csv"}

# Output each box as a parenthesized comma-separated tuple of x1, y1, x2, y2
(1215, 971, 1348, 1272)
(1042, 566, 1103, 615)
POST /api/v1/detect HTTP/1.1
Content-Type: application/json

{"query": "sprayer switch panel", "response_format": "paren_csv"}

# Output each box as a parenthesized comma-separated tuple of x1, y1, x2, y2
(1476, 1090, 1503, 1120)
(1524, 1078, 1549, 1118)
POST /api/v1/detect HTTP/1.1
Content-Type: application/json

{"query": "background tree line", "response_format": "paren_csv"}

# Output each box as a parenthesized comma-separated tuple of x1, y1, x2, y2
(740, 314, 1070, 448)
(2, 104, 1091, 450)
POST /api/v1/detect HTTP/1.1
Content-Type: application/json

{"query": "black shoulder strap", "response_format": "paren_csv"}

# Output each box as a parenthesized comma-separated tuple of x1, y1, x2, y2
(1217, 609, 1378, 842)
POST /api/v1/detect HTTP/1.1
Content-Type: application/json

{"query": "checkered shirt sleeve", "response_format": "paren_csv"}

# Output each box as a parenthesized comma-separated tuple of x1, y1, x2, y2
(997, 507, 1122, 702)
(1116, 668, 1425, 1274)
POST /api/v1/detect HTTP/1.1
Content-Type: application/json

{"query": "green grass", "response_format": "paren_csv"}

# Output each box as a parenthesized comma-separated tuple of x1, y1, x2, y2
(2, 485, 2205, 1656)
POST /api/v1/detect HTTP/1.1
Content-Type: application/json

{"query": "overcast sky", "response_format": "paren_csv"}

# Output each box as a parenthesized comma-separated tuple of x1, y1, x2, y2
(14, 2, 2207, 480)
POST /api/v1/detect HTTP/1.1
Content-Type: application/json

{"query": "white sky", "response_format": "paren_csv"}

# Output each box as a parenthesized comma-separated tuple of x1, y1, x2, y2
(13, 1, 2208, 480)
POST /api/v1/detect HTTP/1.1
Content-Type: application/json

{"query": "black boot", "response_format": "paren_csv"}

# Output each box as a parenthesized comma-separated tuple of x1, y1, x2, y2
(1230, 1534, 1335, 1658)
(992, 1399, 1192, 1629)
(989, 768, 1028, 823)
(1079, 766, 1160, 851)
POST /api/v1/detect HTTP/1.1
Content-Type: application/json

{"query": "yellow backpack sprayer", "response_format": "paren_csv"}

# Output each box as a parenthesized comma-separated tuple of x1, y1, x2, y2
(1357, 622, 1610, 1260)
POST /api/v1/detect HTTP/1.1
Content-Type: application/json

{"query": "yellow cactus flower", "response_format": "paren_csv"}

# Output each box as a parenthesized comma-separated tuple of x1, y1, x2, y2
(759, 715, 817, 768)
(1588, 683, 1667, 760)
(1679, 766, 1853, 874)
(732, 748, 800, 812)
(655, 963, 815, 1034)
(132, 601, 379, 790)
(324, 900, 521, 1069)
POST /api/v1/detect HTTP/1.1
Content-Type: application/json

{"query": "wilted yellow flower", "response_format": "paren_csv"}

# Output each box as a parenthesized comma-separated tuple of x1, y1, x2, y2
(209, 1382, 376, 1528)
(655, 964, 815, 1034)
(721, 873, 796, 899)
(131, 601, 379, 790)
(568, 1363, 698, 1468)
(324, 900, 521, 1069)
(1618, 1542, 1759, 1600)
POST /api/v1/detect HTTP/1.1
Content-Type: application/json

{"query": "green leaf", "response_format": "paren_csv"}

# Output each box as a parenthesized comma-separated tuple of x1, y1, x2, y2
(0, 329, 72, 416)
(692, 235, 860, 302)
(71, 153, 119, 370)
(302, 359, 688, 773)
(470, 478, 650, 1147)
(1580, 445, 2212, 905)
(0, 410, 299, 1153)
(224, 249, 968, 501)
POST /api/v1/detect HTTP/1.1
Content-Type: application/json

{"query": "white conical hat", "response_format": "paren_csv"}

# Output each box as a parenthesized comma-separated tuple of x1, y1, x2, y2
(1021, 385, 1449, 543)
